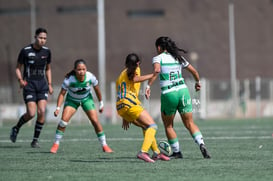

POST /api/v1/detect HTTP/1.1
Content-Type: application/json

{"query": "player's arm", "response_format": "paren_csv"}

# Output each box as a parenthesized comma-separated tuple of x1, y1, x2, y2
(132, 73, 154, 83)
(93, 85, 104, 113)
(185, 64, 201, 91)
(15, 62, 27, 88)
(145, 63, 160, 99)
(46, 63, 53, 94)
(54, 88, 67, 117)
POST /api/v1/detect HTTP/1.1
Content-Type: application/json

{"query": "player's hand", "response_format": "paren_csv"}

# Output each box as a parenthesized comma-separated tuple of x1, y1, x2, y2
(54, 107, 60, 117)
(195, 81, 201, 92)
(48, 84, 54, 95)
(145, 85, 151, 99)
(19, 80, 27, 88)
(122, 119, 130, 130)
(99, 101, 104, 113)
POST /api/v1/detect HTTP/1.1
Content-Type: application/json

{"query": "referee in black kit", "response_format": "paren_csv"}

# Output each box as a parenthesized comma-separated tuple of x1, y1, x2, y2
(10, 27, 54, 148)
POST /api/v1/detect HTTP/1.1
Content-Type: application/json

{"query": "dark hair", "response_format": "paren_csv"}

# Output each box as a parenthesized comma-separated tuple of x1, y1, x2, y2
(65, 59, 87, 78)
(35, 27, 47, 36)
(125, 53, 141, 81)
(155, 36, 187, 64)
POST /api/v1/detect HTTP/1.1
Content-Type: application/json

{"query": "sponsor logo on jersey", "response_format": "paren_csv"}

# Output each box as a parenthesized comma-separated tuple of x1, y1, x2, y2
(28, 52, 36, 57)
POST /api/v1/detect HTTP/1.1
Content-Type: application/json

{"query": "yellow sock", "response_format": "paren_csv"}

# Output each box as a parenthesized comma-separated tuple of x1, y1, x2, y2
(151, 137, 160, 154)
(142, 129, 160, 154)
(141, 127, 156, 153)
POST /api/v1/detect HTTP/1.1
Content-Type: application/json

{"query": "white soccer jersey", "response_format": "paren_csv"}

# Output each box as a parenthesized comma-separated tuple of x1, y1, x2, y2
(152, 52, 189, 94)
(62, 71, 98, 100)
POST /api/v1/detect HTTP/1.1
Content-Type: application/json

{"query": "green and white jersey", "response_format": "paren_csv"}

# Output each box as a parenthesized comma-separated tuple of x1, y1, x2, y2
(62, 71, 98, 101)
(152, 52, 189, 94)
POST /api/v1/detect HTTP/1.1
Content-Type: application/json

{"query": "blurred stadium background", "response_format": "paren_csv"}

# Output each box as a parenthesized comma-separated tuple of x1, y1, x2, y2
(0, 0, 273, 124)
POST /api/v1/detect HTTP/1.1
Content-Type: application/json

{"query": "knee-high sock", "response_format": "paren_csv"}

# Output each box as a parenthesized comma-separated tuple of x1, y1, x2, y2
(168, 138, 180, 153)
(33, 121, 44, 141)
(16, 115, 27, 129)
(141, 127, 157, 153)
(97, 131, 107, 146)
(192, 131, 204, 146)
(142, 130, 160, 154)
(54, 129, 64, 144)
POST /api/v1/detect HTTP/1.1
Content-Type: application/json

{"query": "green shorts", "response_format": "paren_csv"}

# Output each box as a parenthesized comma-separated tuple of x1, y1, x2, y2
(161, 88, 192, 115)
(64, 94, 95, 111)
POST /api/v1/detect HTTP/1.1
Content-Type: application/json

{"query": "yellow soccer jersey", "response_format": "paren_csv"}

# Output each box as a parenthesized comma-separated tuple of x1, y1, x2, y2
(116, 67, 141, 100)
(116, 67, 143, 121)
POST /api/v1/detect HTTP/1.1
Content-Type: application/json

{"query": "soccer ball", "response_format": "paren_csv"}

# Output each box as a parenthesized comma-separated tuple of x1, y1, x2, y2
(158, 141, 172, 156)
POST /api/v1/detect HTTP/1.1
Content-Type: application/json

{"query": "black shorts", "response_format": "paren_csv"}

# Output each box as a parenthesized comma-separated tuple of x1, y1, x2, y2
(23, 79, 49, 103)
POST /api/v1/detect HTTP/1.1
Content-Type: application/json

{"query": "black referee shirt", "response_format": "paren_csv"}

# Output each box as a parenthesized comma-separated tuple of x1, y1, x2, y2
(18, 44, 51, 80)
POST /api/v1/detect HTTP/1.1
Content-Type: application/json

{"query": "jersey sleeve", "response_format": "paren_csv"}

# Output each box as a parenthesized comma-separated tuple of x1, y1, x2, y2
(61, 78, 69, 90)
(17, 48, 25, 64)
(181, 56, 190, 68)
(152, 55, 161, 64)
(87, 72, 99, 87)
(47, 49, 52, 64)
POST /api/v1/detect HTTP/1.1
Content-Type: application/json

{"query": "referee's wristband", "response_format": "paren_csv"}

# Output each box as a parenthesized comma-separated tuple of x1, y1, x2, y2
(56, 107, 60, 111)
(146, 85, 150, 89)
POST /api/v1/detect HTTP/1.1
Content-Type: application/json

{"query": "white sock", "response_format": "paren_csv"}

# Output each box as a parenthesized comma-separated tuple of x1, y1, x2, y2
(169, 138, 180, 153)
(97, 132, 107, 146)
(55, 130, 64, 145)
(192, 131, 205, 146)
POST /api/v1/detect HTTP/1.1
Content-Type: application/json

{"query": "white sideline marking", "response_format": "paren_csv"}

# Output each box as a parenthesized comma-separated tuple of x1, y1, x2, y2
(0, 136, 272, 143)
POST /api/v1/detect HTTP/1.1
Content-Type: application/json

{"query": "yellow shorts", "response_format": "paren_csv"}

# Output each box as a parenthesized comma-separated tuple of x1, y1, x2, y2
(116, 98, 144, 122)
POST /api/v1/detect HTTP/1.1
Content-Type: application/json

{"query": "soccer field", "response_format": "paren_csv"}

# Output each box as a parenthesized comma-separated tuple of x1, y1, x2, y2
(0, 118, 272, 181)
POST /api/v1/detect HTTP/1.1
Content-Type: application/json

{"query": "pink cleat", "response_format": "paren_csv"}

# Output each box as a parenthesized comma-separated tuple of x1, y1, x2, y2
(137, 151, 155, 163)
(152, 152, 170, 161)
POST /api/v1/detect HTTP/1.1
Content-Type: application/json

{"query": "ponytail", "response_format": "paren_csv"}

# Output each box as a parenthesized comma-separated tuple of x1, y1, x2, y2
(155, 36, 187, 64)
(125, 53, 141, 81)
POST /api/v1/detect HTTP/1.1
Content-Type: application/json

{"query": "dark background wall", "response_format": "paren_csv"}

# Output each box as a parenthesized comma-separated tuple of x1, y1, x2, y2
(1, 0, 273, 101)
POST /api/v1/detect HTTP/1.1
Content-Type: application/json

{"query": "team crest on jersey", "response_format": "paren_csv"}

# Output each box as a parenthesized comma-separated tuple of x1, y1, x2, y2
(86, 82, 90, 87)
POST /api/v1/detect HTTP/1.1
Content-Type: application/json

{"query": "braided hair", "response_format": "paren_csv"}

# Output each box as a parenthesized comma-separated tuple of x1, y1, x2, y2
(125, 53, 141, 81)
(65, 59, 87, 78)
(155, 36, 187, 64)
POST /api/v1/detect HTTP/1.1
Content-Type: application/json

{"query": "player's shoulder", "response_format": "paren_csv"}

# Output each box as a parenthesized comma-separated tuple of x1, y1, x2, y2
(63, 75, 76, 86)
(86, 71, 93, 76)
(41, 46, 51, 54)
(22, 44, 32, 52)
(86, 71, 97, 79)
(42, 46, 50, 50)
(153, 52, 167, 60)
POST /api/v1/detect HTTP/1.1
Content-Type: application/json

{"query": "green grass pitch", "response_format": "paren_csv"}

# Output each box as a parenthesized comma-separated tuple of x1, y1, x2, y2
(0, 118, 272, 181)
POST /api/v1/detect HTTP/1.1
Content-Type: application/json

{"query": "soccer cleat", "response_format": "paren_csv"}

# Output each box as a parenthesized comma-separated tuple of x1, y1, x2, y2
(102, 145, 113, 153)
(30, 140, 40, 148)
(170, 151, 183, 159)
(152, 152, 170, 161)
(200, 144, 211, 159)
(50, 143, 59, 154)
(10, 126, 19, 143)
(137, 151, 155, 163)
